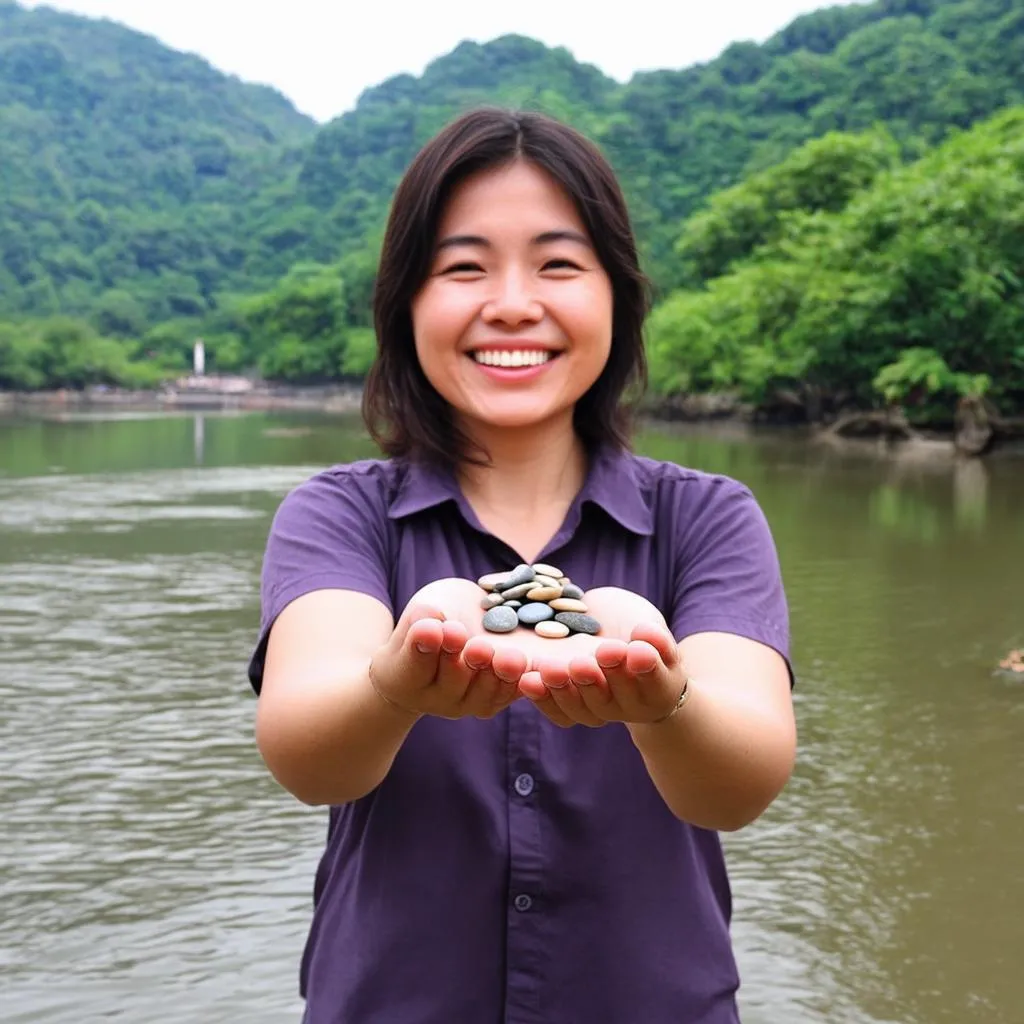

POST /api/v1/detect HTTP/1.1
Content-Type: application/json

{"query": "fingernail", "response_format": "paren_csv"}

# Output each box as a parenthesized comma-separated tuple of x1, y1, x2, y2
(416, 642, 432, 654)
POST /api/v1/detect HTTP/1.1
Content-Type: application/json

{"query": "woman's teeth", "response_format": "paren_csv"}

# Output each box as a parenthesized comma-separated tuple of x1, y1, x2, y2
(472, 350, 553, 368)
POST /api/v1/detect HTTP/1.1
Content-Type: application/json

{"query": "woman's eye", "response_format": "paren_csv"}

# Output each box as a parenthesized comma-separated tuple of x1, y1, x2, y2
(441, 262, 484, 274)
(543, 259, 581, 271)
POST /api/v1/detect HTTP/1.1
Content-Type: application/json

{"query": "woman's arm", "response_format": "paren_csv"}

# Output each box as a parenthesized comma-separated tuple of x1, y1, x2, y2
(257, 589, 419, 807)
(626, 630, 796, 831)
(257, 579, 529, 807)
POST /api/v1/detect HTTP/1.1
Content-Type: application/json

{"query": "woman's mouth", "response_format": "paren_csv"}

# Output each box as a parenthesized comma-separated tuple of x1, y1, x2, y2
(470, 349, 557, 368)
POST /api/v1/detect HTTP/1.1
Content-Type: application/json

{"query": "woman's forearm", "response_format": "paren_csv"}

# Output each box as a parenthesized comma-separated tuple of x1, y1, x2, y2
(256, 662, 421, 807)
(627, 676, 796, 831)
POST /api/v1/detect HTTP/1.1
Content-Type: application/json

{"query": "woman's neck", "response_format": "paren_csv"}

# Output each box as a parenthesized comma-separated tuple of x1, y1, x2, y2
(456, 415, 588, 525)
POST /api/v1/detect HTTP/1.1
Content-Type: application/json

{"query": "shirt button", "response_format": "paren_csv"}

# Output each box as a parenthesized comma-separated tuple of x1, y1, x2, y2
(514, 894, 533, 913)
(514, 773, 535, 797)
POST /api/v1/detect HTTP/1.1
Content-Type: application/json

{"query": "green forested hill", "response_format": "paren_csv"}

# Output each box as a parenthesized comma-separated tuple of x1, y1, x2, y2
(0, 0, 315, 323)
(289, 0, 1024, 288)
(5, 0, 1024, 328)
(1, 0, 1023, 424)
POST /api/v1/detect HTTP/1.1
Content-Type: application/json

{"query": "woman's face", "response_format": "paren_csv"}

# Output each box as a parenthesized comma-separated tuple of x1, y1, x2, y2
(411, 160, 614, 435)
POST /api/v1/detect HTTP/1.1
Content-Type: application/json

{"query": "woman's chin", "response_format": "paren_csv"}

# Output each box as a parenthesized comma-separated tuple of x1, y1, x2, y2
(459, 399, 572, 434)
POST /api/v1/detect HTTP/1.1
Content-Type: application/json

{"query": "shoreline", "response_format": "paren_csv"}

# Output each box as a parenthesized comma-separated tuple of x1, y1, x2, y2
(3, 383, 1022, 459)
(0, 382, 365, 415)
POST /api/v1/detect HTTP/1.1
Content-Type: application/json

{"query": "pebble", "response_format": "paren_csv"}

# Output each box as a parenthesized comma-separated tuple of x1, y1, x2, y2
(518, 602, 556, 625)
(554, 612, 601, 636)
(478, 572, 510, 592)
(482, 605, 520, 633)
(532, 563, 562, 579)
(535, 620, 570, 639)
(498, 564, 536, 591)
(477, 566, 601, 638)
(532, 574, 561, 589)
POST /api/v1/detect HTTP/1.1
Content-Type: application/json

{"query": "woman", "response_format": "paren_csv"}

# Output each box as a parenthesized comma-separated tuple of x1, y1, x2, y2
(248, 108, 795, 1024)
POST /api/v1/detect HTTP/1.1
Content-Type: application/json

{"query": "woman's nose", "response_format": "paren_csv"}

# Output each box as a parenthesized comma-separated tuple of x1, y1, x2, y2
(481, 271, 543, 326)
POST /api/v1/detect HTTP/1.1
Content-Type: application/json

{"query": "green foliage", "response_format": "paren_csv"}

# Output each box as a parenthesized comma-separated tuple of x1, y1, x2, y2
(2, 0, 1024, 415)
(0, 316, 176, 389)
(0, 0, 315, 325)
(648, 107, 1024, 421)
(873, 347, 990, 404)
(340, 327, 378, 378)
(675, 128, 901, 283)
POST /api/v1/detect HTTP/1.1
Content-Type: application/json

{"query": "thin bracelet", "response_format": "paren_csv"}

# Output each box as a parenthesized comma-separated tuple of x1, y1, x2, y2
(651, 676, 691, 724)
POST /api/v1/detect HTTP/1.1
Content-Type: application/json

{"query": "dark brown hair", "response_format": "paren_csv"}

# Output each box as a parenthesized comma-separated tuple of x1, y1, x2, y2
(364, 107, 649, 466)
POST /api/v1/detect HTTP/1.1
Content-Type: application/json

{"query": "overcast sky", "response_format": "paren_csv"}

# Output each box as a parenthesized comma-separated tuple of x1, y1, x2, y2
(20, 1, 865, 122)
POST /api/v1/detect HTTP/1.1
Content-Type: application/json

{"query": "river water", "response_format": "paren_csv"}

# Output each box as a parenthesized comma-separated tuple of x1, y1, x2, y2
(1, 410, 1021, 1024)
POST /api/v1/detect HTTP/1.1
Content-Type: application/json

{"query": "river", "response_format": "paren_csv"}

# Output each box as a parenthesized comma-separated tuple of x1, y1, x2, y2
(1, 410, 1021, 1023)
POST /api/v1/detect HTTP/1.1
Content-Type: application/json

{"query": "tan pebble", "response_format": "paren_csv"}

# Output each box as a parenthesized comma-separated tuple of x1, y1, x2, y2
(535, 620, 570, 639)
(558, 577, 571, 585)
(478, 572, 510, 592)
(525, 586, 562, 602)
(481, 592, 506, 610)
(549, 598, 588, 613)
(532, 563, 563, 579)
(532, 575, 560, 589)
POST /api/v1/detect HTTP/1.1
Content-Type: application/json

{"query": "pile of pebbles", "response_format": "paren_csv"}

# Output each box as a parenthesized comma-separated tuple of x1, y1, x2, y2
(478, 563, 601, 639)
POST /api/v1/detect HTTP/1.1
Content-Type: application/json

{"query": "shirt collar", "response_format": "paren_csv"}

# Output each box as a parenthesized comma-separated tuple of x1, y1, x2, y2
(387, 446, 654, 537)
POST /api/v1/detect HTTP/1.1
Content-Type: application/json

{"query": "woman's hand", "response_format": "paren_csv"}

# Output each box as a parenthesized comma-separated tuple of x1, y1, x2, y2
(517, 587, 687, 728)
(370, 581, 683, 727)
(368, 578, 530, 720)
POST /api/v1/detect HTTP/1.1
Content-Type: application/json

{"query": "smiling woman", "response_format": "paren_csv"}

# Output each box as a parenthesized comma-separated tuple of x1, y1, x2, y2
(411, 160, 614, 436)
(248, 107, 795, 1024)
(366, 108, 648, 467)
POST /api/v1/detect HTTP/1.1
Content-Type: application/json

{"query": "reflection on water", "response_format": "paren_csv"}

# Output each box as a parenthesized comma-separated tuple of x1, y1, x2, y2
(1, 412, 1021, 1024)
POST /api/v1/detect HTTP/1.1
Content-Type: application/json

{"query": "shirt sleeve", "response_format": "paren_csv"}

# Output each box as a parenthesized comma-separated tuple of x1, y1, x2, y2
(668, 476, 792, 680)
(246, 464, 394, 695)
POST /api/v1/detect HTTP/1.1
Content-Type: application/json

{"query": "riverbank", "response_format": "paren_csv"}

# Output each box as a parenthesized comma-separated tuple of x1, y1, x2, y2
(3, 379, 1022, 459)
(0, 378, 364, 415)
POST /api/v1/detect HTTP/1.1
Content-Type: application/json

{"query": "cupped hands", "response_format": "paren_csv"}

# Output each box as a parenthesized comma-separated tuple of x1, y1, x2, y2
(369, 578, 686, 727)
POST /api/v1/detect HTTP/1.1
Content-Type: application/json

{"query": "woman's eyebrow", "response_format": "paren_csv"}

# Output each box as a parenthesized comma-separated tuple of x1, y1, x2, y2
(435, 229, 592, 252)
(533, 230, 592, 248)
(435, 234, 489, 252)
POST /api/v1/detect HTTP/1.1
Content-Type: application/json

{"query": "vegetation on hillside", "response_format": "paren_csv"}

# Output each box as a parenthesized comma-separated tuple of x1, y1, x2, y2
(2, 0, 1023, 433)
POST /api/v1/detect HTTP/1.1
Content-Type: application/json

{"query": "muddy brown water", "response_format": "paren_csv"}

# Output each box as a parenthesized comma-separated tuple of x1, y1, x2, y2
(1, 411, 1021, 1023)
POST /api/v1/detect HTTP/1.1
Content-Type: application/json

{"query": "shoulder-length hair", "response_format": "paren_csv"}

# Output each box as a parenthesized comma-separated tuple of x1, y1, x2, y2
(363, 107, 649, 466)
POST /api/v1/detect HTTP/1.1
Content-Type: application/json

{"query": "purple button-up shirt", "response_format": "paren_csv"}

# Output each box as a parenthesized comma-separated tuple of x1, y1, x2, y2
(249, 445, 790, 1024)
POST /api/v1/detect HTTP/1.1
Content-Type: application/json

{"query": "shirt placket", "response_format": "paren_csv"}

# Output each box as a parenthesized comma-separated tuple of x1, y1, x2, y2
(503, 699, 546, 1024)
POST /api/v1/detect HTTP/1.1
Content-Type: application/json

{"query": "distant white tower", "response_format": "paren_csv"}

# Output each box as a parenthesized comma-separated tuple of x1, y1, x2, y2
(193, 339, 206, 376)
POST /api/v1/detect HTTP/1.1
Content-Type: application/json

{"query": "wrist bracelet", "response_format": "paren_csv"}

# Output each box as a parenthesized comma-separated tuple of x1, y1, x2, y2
(651, 676, 691, 724)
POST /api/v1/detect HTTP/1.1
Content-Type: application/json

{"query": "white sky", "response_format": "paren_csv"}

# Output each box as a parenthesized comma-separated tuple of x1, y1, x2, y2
(19, 1, 865, 122)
